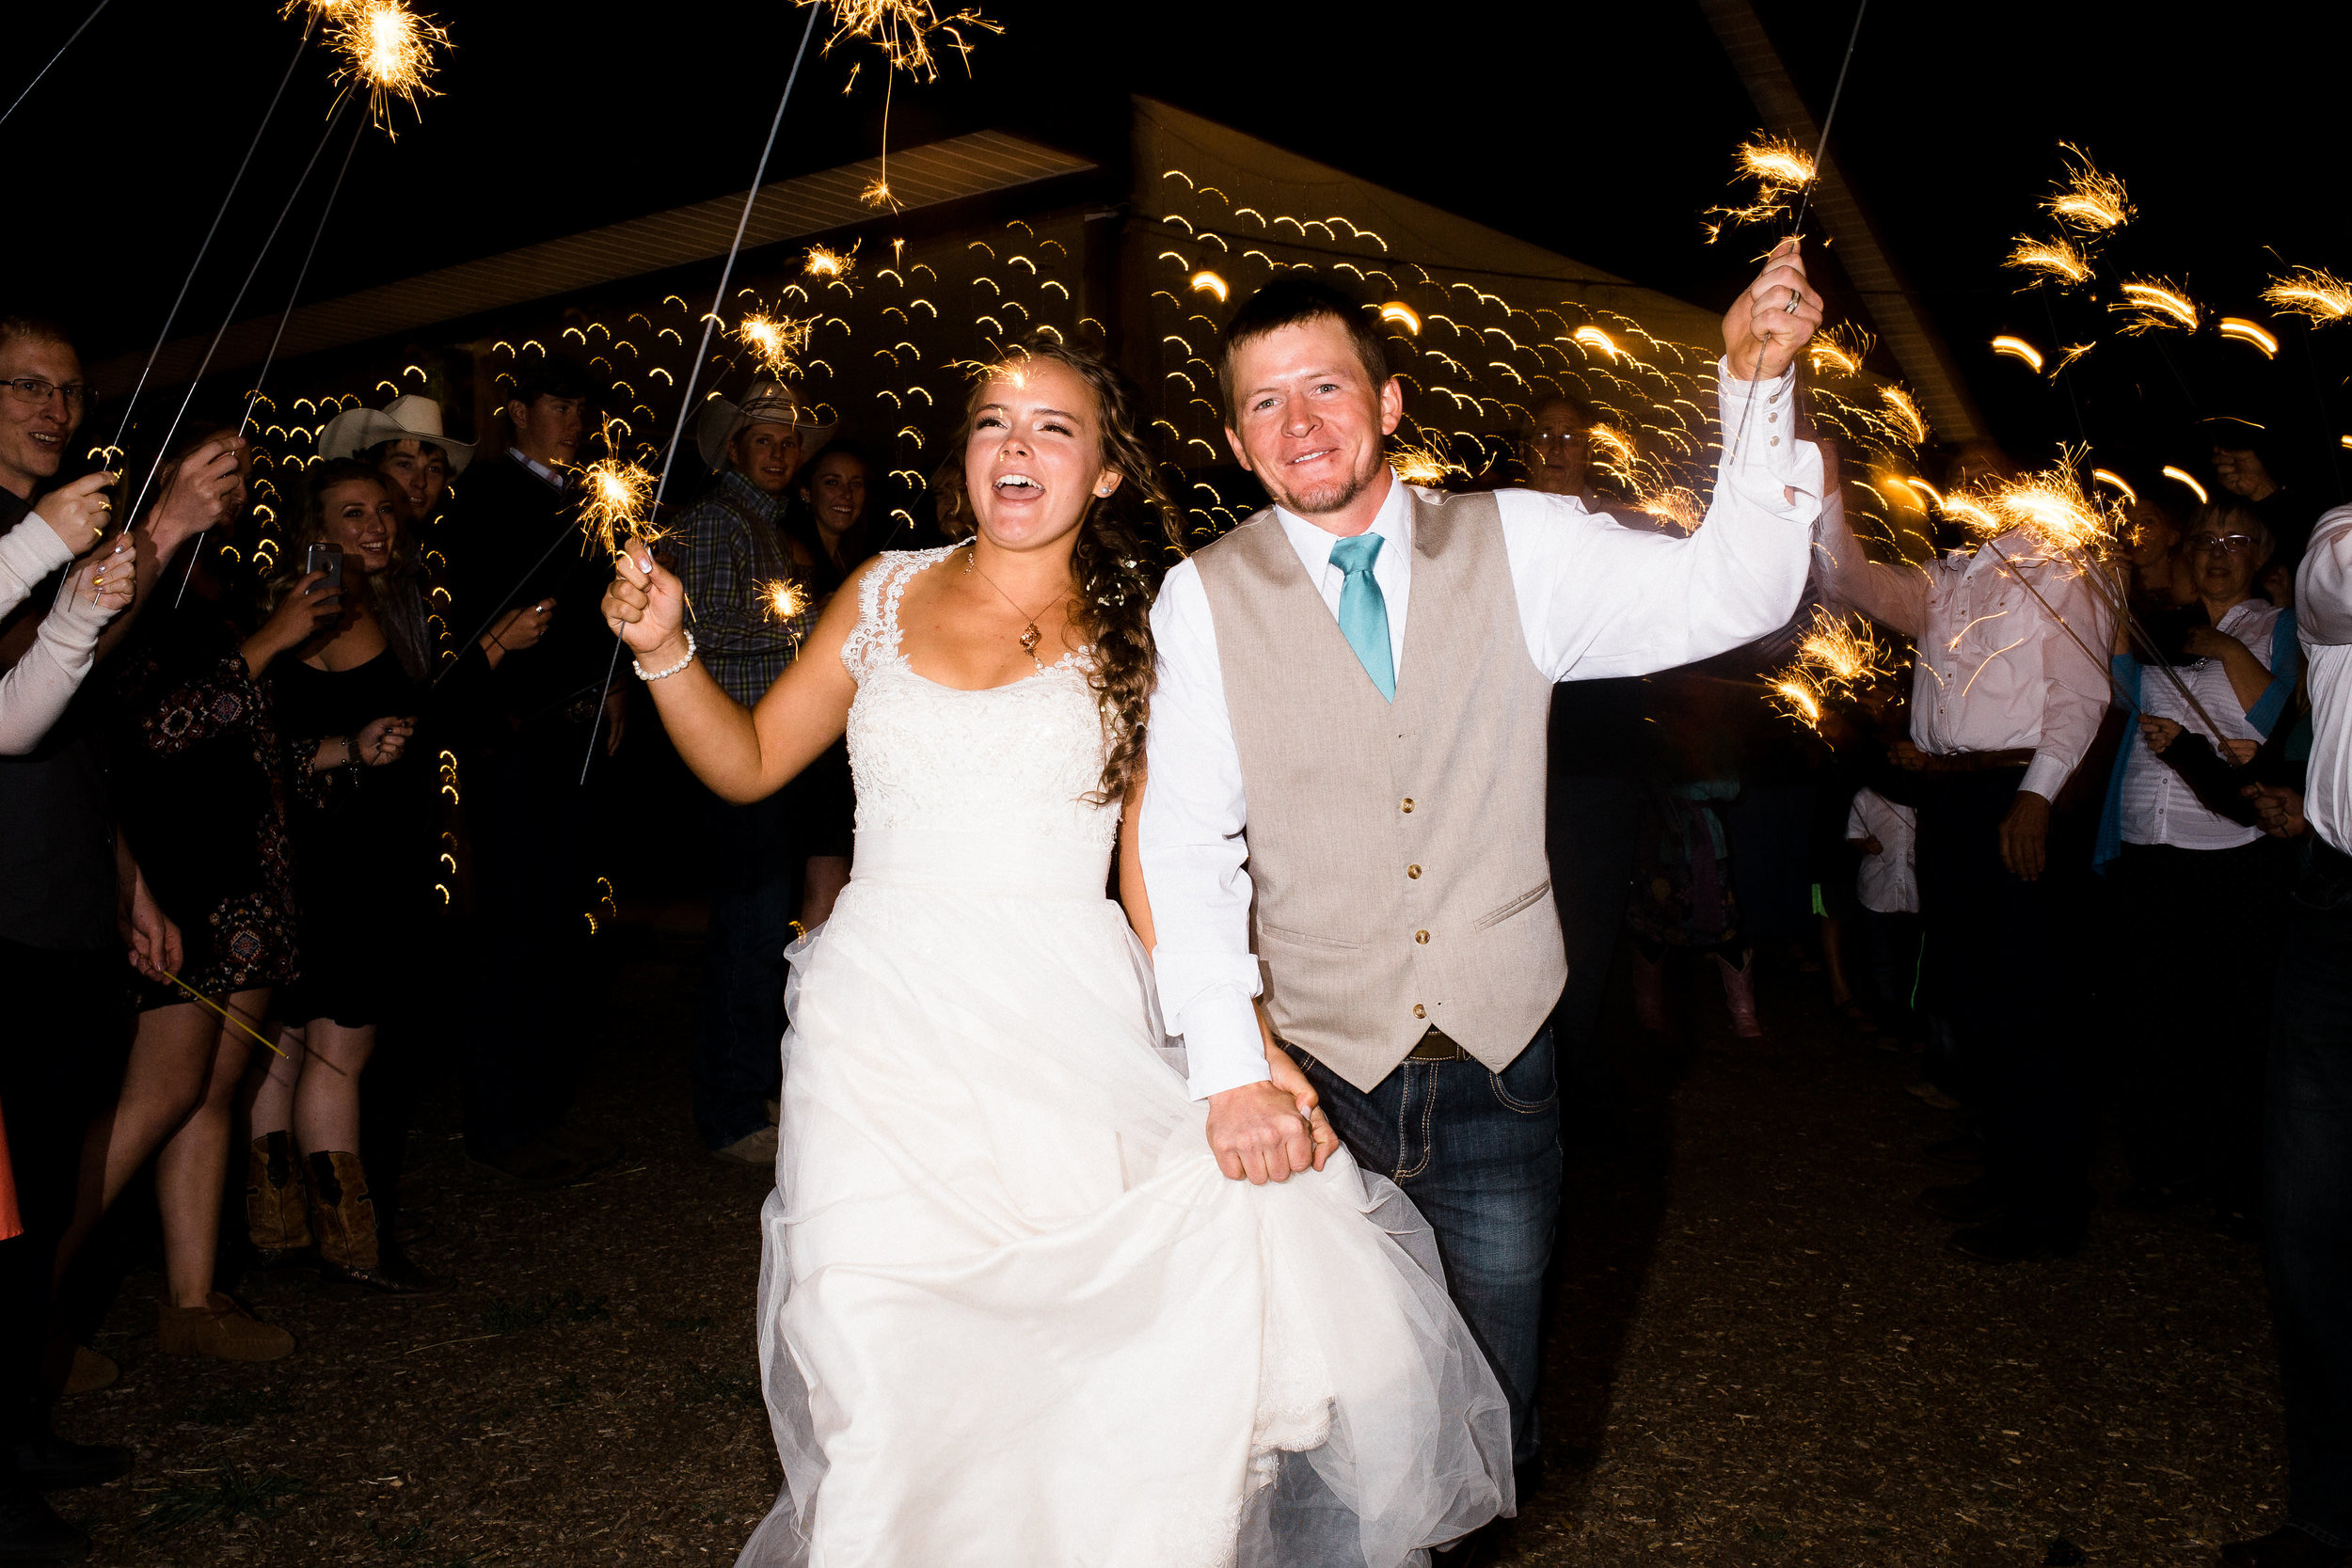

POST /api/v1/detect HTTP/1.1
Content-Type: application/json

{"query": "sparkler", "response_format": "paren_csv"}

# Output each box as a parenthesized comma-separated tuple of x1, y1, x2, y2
(329, 0, 447, 135)
(0, 0, 114, 134)
(1770, 672, 1825, 732)
(160, 972, 290, 1060)
(1703, 135, 1815, 241)
(739, 312, 818, 380)
(804, 245, 856, 280)
(2217, 317, 2280, 357)
(2004, 235, 2092, 287)
(578, 434, 663, 561)
(2161, 466, 2209, 505)
(1958, 456, 2118, 555)
(1794, 606, 1892, 692)
(757, 578, 812, 625)
(2111, 278, 2200, 335)
(2262, 266, 2352, 324)
(1388, 433, 1466, 485)
(1877, 385, 1928, 445)
(2043, 146, 2133, 232)
(1990, 335, 2044, 372)
(805, 0, 1000, 82)
(1806, 325, 1873, 377)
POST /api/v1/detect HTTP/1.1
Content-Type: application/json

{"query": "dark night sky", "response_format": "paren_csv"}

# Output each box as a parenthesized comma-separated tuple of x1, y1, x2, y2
(7, 0, 2348, 482)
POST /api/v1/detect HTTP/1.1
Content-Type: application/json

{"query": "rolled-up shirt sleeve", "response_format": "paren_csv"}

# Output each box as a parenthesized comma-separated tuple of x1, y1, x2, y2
(1139, 559, 1272, 1101)
(2020, 555, 2113, 801)
(1509, 361, 1824, 680)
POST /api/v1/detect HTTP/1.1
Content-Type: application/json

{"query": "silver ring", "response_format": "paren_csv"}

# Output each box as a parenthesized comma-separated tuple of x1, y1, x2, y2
(1784, 286, 1803, 314)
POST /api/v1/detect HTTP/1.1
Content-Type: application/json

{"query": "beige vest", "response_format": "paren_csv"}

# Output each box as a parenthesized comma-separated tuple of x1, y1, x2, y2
(1192, 488, 1565, 1091)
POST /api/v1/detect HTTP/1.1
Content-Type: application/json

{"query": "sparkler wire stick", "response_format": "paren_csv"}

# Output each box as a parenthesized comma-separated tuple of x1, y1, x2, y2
(102, 17, 318, 467)
(160, 970, 289, 1060)
(578, 0, 825, 784)
(0, 0, 113, 134)
(1727, 0, 1868, 467)
(155, 97, 363, 607)
(1978, 537, 2227, 736)
(2068, 547, 2236, 739)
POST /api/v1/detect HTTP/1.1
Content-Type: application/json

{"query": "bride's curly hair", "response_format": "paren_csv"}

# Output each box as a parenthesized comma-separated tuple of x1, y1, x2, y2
(933, 335, 1184, 805)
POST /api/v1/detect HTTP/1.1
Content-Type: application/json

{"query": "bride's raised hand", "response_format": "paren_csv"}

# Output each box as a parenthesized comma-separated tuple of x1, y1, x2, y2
(603, 544, 687, 662)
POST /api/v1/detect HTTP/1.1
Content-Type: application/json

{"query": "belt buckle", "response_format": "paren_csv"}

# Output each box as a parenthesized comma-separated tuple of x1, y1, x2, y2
(1409, 1027, 1465, 1062)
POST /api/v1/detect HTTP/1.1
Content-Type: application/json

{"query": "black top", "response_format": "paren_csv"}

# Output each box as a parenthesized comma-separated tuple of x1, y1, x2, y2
(0, 486, 118, 951)
(437, 451, 617, 734)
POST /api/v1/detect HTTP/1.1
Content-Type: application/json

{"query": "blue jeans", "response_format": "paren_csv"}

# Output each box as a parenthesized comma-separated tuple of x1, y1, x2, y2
(1299, 1027, 1564, 1469)
(2265, 837, 2352, 1549)
(691, 785, 799, 1149)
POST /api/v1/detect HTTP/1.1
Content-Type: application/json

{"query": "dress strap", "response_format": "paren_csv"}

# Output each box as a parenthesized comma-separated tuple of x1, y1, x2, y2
(839, 546, 957, 682)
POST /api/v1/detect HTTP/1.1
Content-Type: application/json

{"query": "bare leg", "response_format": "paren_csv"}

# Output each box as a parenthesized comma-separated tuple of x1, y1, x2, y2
(292, 1022, 374, 1156)
(152, 990, 265, 1309)
(801, 856, 851, 929)
(1821, 914, 1853, 1007)
(246, 1025, 303, 1140)
(54, 1002, 227, 1286)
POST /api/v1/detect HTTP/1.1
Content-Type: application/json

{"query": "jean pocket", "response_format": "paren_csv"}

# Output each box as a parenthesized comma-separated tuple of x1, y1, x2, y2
(1489, 1037, 1558, 1115)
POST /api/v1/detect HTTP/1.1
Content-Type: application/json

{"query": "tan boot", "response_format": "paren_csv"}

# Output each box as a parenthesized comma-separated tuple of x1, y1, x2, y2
(245, 1132, 311, 1262)
(309, 1150, 441, 1294)
(156, 1293, 294, 1361)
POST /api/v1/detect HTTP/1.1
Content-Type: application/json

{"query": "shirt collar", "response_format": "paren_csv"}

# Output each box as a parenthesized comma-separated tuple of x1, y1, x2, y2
(1272, 469, 1413, 570)
(507, 446, 567, 492)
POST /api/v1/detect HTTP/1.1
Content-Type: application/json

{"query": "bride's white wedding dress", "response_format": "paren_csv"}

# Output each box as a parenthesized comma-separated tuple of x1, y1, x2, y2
(736, 546, 1511, 1568)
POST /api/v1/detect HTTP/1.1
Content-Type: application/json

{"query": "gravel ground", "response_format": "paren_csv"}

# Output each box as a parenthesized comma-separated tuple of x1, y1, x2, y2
(54, 911, 2283, 1566)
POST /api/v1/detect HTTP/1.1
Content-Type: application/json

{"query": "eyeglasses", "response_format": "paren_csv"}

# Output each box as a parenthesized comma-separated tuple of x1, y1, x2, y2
(1, 377, 87, 410)
(2186, 533, 2259, 556)
(1524, 432, 1587, 448)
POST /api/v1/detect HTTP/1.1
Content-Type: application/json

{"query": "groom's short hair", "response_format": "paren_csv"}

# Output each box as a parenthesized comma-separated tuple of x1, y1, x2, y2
(1218, 276, 1391, 417)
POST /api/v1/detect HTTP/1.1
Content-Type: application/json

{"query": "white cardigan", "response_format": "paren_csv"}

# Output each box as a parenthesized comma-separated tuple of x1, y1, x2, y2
(0, 511, 117, 754)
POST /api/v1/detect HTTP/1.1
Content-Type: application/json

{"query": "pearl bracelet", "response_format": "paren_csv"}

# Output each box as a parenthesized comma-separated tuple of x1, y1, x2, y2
(632, 630, 696, 682)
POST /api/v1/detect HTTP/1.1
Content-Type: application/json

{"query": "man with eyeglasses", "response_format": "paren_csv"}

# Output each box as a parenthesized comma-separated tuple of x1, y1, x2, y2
(0, 313, 241, 1562)
(1813, 451, 2115, 1263)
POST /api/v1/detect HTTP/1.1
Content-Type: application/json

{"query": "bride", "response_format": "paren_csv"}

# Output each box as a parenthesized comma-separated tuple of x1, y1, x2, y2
(602, 339, 1511, 1566)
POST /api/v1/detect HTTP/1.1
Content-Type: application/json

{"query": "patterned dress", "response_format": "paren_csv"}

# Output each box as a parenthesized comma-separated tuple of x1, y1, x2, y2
(110, 599, 298, 1005)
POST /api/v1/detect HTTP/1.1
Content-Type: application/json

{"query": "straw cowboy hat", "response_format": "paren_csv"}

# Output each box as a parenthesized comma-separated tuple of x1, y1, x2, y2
(695, 380, 834, 473)
(319, 393, 475, 473)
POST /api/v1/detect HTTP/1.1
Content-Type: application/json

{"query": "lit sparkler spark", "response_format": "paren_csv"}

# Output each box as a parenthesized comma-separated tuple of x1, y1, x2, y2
(860, 177, 898, 211)
(1990, 335, 2044, 372)
(1379, 301, 1421, 335)
(1806, 325, 1873, 377)
(739, 312, 817, 379)
(2004, 235, 2091, 287)
(1189, 270, 1229, 304)
(1388, 438, 1464, 485)
(579, 442, 661, 560)
(2218, 317, 2279, 357)
(2162, 466, 2209, 505)
(280, 0, 362, 17)
(2043, 146, 2132, 232)
(1571, 325, 1620, 362)
(2111, 278, 2200, 336)
(757, 578, 811, 624)
(1582, 425, 1638, 487)
(1629, 481, 1703, 534)
(805, 0, 1002, 83)
(1964, 455, 2118, 553)
(2091, 468, 2137, 506)
(804, 245, 855, 279)
(1771, 673, 1825, 732)
(2048, 341, 2094, 378)
(1794, 607, 1891, 691)
(2262, 266, 2352, 323)
(1702, 134, 1815, 242)
(330, 0, 447, 134)
(1879, 385, 1928, 444)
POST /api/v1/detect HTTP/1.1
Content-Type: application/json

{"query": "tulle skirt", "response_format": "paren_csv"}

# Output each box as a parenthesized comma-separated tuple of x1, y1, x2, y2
(737, 830, 1512, 1568)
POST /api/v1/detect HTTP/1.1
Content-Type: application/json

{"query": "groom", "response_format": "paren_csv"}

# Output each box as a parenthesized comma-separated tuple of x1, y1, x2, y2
(1139, 246, 1824, 1482)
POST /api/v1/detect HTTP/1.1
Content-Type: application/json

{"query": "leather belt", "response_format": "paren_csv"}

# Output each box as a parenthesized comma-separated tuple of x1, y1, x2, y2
(1406, 1027, 1470, 1061)
(1915, 747, 2036, 774)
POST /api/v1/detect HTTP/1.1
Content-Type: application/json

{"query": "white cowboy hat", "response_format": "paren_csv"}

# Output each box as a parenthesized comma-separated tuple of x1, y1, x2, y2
(319, 393, 475, 473)
(695, 380, 835, 473)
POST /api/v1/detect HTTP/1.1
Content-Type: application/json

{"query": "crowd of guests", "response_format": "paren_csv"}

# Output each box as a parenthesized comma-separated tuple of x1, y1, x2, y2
(0, 312, 879, 1559)
(0, 297, 2346, 1567)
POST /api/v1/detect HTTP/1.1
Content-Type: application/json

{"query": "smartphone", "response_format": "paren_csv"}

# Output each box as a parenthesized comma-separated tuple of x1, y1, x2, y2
(304, 542, 344, 597)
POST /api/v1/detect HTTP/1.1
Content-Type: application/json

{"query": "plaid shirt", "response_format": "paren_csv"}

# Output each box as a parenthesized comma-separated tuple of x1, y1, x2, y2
(667, 470, 818, 707)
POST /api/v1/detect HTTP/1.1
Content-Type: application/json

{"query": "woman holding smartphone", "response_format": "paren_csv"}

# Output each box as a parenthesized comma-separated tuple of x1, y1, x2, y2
(244, 458, 545, 1294)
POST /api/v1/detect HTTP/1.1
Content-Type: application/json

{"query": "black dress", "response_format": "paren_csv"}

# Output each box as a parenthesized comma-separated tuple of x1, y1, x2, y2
(111, 599, 299, 1006)
(273, 648, 436, 1027)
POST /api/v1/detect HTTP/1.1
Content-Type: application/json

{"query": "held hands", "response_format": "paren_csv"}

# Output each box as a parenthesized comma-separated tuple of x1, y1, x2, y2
(2246, 784, 2307, 840)
(1206, 1043, 1338, 1185)
(1997, 788, 2052, 881)
(33, 470, 119, 556)
(1723, 238, 1826, 382)
(66, 534, 135, 613)
(602, 546, 689, 666)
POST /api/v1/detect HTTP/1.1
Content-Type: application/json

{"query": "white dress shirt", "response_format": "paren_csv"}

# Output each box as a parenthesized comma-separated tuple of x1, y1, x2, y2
(1845, 786, 1919, 914)
(2298, 504, 2352, 858)
(2120, 597, 2281, 851)
(0, 512, 114, 755)
(1142, 363, 1823, 1099)
(1815, 497, 2113, 803)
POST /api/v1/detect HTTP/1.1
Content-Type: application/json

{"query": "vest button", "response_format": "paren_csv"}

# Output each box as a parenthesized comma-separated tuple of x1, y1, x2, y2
(1414, 929, 1429, 944)
(1413, 1004, 1426, 1020)
(1406, 864, 1421, 879)
(1401, 798, 1415, 813)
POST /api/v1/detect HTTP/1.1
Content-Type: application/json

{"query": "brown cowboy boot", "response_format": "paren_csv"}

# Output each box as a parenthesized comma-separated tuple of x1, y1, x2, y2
(245, 1132, 311, 1263)
(307, 1151, 441, 1294)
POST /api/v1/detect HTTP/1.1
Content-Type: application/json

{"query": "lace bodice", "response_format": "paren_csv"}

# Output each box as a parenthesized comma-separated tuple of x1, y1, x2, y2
(841, 546, 1118, 850)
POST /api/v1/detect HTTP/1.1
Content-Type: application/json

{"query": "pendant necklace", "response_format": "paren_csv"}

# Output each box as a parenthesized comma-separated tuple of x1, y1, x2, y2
(963, 541, 1055, 673)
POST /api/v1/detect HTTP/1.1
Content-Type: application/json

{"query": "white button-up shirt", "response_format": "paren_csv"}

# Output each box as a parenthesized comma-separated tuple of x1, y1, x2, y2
(2120, 597, 2282, 851)
(2298, 504, 2352, 858)
(1815, 495, 2113, 803)
(1845, 786, 1919, 914)
(1141, 363, 1823, 1099)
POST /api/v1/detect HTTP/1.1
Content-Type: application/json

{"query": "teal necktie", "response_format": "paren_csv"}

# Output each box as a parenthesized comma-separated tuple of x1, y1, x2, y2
(1328, 531, 1394, 702)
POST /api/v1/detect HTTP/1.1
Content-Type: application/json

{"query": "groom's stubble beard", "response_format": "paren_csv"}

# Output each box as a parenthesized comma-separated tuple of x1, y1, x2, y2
(1275, 449, 1385, 519)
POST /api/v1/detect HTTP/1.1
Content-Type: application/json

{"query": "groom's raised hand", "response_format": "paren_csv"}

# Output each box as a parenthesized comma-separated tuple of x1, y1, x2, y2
(1724, 237, 1824, 382)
